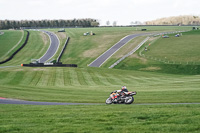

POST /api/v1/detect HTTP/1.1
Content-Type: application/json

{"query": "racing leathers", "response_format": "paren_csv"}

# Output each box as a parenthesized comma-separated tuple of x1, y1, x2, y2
(110, 88, 129, 102)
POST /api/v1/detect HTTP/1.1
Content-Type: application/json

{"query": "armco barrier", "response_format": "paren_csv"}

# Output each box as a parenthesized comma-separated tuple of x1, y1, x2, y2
(22, 63, 77, 67)
(57, 37, 70, 63)
(0, 30, 29, 64)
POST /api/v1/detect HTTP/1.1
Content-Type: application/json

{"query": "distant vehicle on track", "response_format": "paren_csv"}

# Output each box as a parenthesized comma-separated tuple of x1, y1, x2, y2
(58, 29, 65, 32)
(175, 34, 180, 37)
(162, 35, 169, 38)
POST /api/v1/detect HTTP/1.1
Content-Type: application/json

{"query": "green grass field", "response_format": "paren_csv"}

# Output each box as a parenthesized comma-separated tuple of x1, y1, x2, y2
(49, 27, 144, 67)
(0, 26, 200, 133)
(143, 30, 200, 64)
(0, 66, 200, 103)
(1, 104, 200, 133)
(0, 30, 50, 66)
(47, 26, 193, 67)
(0, 30, 24, 61)
(114, 29, 200, 75)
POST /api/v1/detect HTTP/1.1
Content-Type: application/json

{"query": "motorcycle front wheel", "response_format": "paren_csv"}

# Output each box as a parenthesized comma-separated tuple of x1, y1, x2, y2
(105, 98, 112, 104)
(125, 96, 134, 104)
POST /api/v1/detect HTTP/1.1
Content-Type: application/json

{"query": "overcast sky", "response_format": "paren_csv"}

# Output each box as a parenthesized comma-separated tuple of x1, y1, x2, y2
(0, 0, 200, 25)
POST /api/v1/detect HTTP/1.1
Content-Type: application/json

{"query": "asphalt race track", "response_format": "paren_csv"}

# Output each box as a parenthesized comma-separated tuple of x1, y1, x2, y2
(1, 98, 200, 105)
(38, 31, 60, 63)
(88, 33, 149, 67)
(0, 98, 93, 105)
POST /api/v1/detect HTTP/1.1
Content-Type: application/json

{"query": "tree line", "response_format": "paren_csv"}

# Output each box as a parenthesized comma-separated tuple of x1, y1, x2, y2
(0, 19, 99, 29)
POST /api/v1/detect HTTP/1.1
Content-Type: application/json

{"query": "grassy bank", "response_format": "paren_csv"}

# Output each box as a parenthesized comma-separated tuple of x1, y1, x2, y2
(0, 30, 49, 66)
(0, 26, 199, 133)
(0, 104, 200, 133)
(114, 30, 200, 74)
(48, 26, 192, 67)
(0, 67, 200, 103)
(0, 30, 24, 61)
(142, 30, 200, 64)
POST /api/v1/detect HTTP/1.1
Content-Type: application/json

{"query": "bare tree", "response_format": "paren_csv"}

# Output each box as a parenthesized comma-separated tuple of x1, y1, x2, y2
(106, 21, 110, 26)
(130, 21, 135, 25)
(113, 21, 117, 26)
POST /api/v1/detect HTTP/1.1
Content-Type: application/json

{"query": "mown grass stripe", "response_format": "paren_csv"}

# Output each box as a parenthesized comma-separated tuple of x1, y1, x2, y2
(76, 69, 88, 86)
(113, 74, 133, 85)
(29, 71, 43, 86)
(36, 69, 49, 86)
(81, 69, 96, 86)
(126, 75, 142, 84)
(103, 72, 124, 86)
(0, 71, 9, 80)
(0, 85, 65, 100)
(93, 71, 112, 86)
(63, 69, 71, 86)
(100, 72, 116, 85)
(55, 68, 65, 86)
(47, 69, 56, 86)
(35, 71, 44, 86)
(9, 71, 25, 85)
(69, 68, 81, 86)
(102, 73, 118, 85)
(87, 69, 103, 85)
(128, 76, 148, 84)
(2, 71, 18, 85)
(19, 71, 36, 86)
(1, 84, 65, 95)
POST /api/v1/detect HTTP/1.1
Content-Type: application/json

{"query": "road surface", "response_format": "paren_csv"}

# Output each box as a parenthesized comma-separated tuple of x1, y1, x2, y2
(88, 33, 149, 67)
(0, 98, 92, 105)
(38, 31, 60, 63)
(0, 98, 199, 106)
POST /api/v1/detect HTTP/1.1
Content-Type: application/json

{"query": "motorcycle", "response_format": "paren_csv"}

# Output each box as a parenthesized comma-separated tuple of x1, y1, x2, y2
(105, 91, 137, 104)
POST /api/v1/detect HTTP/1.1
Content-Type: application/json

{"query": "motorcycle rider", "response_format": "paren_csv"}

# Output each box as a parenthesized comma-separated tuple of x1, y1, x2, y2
(111, 86, 128, 102)
(121, 86, 128, 93)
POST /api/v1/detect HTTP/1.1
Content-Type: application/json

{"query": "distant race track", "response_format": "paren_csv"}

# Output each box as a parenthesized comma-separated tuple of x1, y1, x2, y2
(38, 31, 60, 63)
(88, 33, 149, 67)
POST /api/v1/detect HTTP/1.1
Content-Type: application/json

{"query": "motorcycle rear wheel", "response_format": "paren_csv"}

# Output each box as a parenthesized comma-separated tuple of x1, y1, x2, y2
(125, 96, 134, 104)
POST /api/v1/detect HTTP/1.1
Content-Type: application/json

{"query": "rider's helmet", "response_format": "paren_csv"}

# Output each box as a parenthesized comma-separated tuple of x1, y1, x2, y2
(121, 86, 128, 92)
(122, 86, 127, 90)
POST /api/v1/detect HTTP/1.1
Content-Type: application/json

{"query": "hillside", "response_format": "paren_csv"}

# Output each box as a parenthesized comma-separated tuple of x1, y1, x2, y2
(114, 30, 200, 74)
(145, 15, 200, 25)
(0, 26, 200, 133)
(0, 26, 199, 103)
(55, 26, 192, 67)
(0, 30, 49, 66)
(0, 30, 24, 61)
